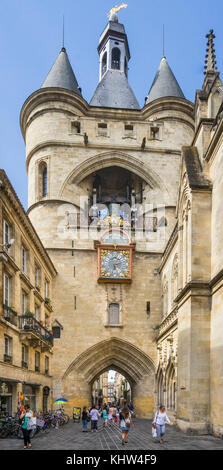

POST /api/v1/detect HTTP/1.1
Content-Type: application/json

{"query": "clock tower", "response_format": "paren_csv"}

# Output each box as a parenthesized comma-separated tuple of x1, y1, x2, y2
(94, 230, 135, 283)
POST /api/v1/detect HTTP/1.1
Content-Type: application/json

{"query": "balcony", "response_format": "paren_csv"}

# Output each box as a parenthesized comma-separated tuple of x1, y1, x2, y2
(19, 315, 54, 350)
(21, 360, 28, 368)
(3, 305, 18, 327)
(4, 354, 12, 364)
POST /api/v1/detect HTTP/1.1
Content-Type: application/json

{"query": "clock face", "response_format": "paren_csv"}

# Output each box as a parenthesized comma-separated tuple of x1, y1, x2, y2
(101, 251, 129, 278)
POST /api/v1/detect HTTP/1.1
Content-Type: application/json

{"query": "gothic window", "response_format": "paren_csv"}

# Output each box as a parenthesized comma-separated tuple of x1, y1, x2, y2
(109, 303, 120, 325)
(101, 52, 107, 76)
(43, 167, 47, 197)
(111, 47, 120, 70)
(38, 161, 48, 199)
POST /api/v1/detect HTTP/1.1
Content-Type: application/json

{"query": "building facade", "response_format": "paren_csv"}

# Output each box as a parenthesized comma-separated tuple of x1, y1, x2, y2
(4, 12, 221, 436)
(0, 170, 56, 416)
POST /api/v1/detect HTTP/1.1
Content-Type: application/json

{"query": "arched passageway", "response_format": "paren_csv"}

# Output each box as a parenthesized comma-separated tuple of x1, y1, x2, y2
(61, 338, 156, 418)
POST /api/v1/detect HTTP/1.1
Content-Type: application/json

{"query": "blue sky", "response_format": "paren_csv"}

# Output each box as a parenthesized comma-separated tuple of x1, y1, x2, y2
(1, 0, 223, 208)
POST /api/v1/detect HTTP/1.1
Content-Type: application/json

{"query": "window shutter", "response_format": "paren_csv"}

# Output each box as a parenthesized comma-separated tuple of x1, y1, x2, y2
(109, 303, 119, 325)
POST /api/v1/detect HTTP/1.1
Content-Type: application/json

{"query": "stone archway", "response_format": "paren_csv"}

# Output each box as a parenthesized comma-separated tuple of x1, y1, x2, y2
(61, 338, 156, 418)
(59, 150, 168, 198)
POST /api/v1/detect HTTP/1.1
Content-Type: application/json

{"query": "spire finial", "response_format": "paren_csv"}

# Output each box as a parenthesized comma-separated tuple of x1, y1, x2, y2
(204, 29, 217, 75)
(61, 14, 66, 52)
(162, 24, 165, 58)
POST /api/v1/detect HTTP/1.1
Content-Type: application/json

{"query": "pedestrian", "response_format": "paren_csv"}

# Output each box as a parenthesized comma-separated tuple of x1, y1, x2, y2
(119, 404, 134, 445)
(153, 405, 173, 444)
(20, 404, 34, 449)
(81, 406, 89, 432)
(111, 403, 117, 425)
(101, 405, 108, 428)
(90, 404, 100, 432)
(108, 404, 113, 426)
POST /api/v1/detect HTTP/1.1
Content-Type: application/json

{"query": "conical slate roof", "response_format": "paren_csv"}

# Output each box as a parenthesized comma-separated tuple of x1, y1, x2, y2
(90, 70, 140, 110)
(41, 47, 82, 95)
(145, 57, 185, 104)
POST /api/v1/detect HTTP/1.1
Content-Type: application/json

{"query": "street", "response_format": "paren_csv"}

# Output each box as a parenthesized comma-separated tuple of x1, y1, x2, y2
(0, 419, 223, 450)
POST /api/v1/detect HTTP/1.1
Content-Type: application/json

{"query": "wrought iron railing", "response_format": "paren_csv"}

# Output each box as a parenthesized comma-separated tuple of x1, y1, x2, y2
(3, 305, 18, 327)
(4, 354, 12, 363)
(19, 315, 53, 346)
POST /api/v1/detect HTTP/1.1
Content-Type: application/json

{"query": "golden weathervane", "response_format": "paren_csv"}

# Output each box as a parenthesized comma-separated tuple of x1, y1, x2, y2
(108, 3, 128, 18)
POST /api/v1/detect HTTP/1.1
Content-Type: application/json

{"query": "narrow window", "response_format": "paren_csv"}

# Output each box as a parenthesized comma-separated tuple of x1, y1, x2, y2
(22, 290, 28, 314)
(45, 280, 49, 299)
(34, 304, 40, 322)
(109, 303, 119, 325)
(3, 220, 10, 250)
(74, 266, 76, 277)
(124, 57, 128, 77)
(101, 51, 107, 76)
(3, 273, 10, 306)
(111, 48, 121, 70)
(98, 123, 108, 136)
(45, 356, 49, 375)
(21, 246, 27, 273)
(71, 121, 81, 134)
(35, 265, 41, 289)
(42, 167, 47, 197)
(74, 296, 76, 310)
(4, 335, 12, 360)
(35, 351, 40, 372)
(22, 344, 29, 367)
(146, 301, 150, 317)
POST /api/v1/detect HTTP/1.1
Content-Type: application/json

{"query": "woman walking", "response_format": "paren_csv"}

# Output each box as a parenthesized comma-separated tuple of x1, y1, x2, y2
(153, 405, 173, 444)
(81, 406, 89, 432)
(20, 404, 33, 449)
(90, 404, 100, 432)
(111, 403, 117, 426)
(108, 404, 113, 427)
(101, 405, 108, 428)
(119, 404, 134, 445)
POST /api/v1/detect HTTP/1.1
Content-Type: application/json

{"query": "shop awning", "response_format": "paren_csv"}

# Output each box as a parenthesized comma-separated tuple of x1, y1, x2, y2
(0, 377, 21, 383)
(23, 381, 42, 386)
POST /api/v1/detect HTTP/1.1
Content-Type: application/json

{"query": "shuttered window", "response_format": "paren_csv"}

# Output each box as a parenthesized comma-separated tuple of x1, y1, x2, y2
(109, 303, 119, 325)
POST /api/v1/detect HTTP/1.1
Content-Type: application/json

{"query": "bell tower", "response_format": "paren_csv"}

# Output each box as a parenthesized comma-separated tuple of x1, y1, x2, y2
(98, 12, 130, 81)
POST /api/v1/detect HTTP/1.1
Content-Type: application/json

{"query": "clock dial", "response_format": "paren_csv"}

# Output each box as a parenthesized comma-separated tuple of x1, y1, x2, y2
(101, 251, 129, 278)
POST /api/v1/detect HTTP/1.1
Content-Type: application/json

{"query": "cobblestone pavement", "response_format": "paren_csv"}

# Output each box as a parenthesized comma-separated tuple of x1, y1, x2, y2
(0, 419, 223, 451)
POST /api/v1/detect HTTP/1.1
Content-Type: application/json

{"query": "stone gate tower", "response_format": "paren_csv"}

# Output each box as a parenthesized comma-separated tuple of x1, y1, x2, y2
(20, 11, 194, 418)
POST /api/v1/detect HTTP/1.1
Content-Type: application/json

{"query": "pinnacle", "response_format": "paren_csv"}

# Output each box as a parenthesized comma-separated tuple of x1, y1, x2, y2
(204, 29, 217, 75)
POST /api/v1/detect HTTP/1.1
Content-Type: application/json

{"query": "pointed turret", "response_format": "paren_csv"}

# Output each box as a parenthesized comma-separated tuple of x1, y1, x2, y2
(204, 29, 217, 75)
(41, 47, 82, 95)
(145, 57, 185, 104)
(90, 13, 140, 109)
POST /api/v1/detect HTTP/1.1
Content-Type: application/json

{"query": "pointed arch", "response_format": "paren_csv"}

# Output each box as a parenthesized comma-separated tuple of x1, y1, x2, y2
(62, 337, 155, 385)
(59, 150, 168, 198)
